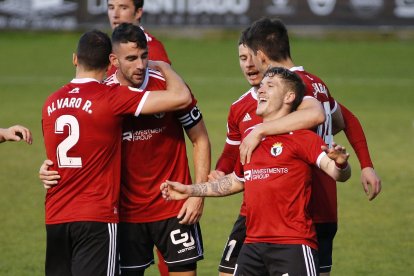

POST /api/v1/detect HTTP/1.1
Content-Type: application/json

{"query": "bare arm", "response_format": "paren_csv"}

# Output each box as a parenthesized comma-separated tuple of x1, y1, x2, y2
(240, 97, 325, 164)
(161, 173, 244, 201)
(178, 120, 211, 224)
(319, 142, 351, 182)
(0, 125, 32, 144)
(140, 61, 192, 114)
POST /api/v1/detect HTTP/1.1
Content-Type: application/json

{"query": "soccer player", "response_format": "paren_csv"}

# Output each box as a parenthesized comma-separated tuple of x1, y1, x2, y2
(0, 125, 32, 144)
(41, 29, 191, 276)
(162, 66, 352, 276)
(107, 0, 170, 76)
(211, 18, 381, 276)
(107, 2, 171, 273)
(41, 23, 209, 276)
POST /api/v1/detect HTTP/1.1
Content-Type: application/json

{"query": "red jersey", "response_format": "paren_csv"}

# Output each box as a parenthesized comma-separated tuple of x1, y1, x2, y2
(293, 67, 339, 223)
(234, 130, 326, 250)
(42, 79, 149, 224)
(107, 29, 170, 76)
(105, 69, 199, 223)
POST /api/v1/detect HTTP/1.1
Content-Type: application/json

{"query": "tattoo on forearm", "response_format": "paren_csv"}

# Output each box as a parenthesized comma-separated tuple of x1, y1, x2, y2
(191, 184, 208, 196)
(190, 175, 233, 197)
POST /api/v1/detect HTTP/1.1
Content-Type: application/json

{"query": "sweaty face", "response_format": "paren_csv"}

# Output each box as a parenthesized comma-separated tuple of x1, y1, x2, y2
(113, 42, 148, 87)
(238, 44, 262, 87)
(256, 75, 286, 120)
(107, 0, 141, 29)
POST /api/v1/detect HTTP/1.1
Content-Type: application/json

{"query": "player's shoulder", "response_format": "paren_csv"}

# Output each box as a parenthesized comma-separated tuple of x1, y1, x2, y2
(148, 68, 165, 82)
(103, 73, 119, 86)
(292, 66, 325, 84)
(232, 87, 256, 106)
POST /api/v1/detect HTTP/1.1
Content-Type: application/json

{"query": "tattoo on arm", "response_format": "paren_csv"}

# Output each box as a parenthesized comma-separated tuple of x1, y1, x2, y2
(190, 175, 234, 196)
(191, 184, 208, 196)
(210, 175, 233, 195)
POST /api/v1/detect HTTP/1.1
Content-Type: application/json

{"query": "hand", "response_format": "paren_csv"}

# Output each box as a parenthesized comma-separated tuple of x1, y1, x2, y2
(160, 180, 190, 201)
(239, 126, 263, 165)
(321, 142, 350, 165)
(361, 167, 381, 201)
(177, 197, 204, 225)
(39, 160, 60, 189)
(208, 170, 225, 181)
(1, 125, 32, 144)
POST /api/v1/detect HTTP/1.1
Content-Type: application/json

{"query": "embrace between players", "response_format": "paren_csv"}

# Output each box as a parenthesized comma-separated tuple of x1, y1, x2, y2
(39, 11, 381, 276)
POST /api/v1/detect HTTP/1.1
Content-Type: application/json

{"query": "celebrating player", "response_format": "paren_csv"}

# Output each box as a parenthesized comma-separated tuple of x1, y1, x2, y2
(163, 66, 352, 276)
(40, 24, 209, 276)
(211, 18, 381, 276)
(41, 29, 190, 276)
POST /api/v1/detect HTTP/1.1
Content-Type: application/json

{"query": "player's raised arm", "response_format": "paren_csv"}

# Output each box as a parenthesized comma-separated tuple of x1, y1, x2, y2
(161, 173, 244, 201)
(140, 61, 191, 114)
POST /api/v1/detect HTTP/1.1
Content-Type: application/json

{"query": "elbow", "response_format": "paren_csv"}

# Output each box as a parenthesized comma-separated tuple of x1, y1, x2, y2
(177, 88, 192, 109)
(314, 110, 326, 126)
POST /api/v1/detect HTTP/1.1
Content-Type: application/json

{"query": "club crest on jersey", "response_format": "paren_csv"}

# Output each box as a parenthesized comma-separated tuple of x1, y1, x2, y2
(270, 142, 283, 157)
(154, 112, 165, 119)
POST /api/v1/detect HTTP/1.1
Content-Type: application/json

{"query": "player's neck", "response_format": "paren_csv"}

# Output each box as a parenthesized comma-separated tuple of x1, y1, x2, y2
(268, 58, 295, 70)
(76, 67, 106, 82)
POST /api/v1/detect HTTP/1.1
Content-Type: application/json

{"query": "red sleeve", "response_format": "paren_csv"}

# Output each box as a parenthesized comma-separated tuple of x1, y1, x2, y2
(215, 143, 239, 174)
(340, 103, 374, 169)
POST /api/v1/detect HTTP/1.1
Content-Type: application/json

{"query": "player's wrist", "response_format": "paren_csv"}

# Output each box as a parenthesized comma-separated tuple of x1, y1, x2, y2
(335, 161, 349, 170)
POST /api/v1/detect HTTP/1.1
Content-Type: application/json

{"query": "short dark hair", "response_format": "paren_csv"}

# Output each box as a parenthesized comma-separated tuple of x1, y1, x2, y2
(111, 23, 147, 50)
(238, 26, 250, 46)
(264, 67, 304, 111)
(133, 0, 144, 10)
(245, 17, 291, 62)
(76, 30, 112, 71)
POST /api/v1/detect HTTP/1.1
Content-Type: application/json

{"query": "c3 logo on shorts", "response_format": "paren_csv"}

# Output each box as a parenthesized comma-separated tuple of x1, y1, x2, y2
(170, 229, 195, 247)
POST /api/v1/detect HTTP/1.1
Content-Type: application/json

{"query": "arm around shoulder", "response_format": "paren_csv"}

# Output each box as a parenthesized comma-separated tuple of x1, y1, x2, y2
(142, 61, 192, 114)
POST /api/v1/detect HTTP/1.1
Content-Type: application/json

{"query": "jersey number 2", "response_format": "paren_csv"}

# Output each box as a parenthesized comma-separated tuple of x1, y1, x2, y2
(55, 115, 82, 168)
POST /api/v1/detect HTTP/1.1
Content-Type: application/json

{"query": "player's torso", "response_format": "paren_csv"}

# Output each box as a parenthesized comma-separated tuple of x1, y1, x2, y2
(117, 72, 191, 222)
(42, 81, 124, 224)
(242, 131, 319, 249)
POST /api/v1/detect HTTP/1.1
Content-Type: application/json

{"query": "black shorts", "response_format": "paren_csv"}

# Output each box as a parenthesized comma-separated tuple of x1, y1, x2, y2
(234, 243, 319, 276)
(315, 222, 338, 273)
(118, 217, 203, 272)
(46, 222, 118, 276)
(218, 215, 246, 274)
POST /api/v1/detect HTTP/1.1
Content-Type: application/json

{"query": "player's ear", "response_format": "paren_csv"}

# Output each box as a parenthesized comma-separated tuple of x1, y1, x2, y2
(109, 53, 120, 68)
(72, 53, 78, 67)
(134, 8, 143, 23)
(284, 91, 296, 104)
(257, 50, 267, 65)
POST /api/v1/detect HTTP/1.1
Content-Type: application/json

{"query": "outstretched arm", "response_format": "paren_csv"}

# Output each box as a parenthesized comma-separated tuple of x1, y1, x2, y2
(161, 173, 244, 201)
(0, 125, 32, 144)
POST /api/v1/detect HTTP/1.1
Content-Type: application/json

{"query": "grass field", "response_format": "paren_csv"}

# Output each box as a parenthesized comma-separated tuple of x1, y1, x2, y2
(0, 30, 413, 275)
